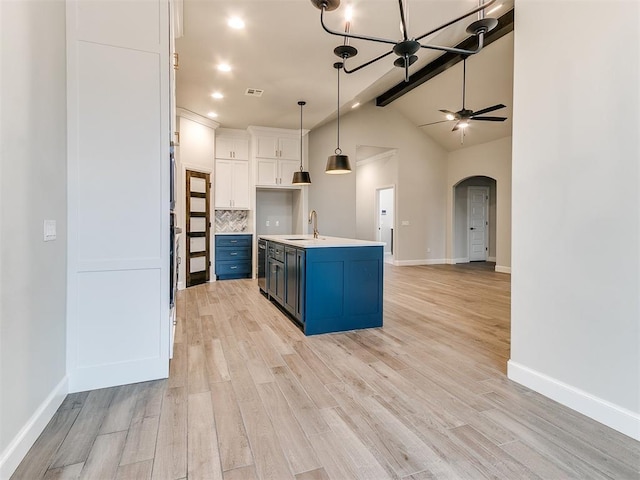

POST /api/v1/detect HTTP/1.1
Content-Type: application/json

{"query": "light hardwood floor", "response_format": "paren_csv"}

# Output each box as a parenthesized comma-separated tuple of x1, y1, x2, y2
(12, 263, 640, 479)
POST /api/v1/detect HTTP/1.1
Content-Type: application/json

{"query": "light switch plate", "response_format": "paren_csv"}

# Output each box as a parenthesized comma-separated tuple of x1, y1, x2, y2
(44, 220, 57, 241)
(401, 220, 410, 226)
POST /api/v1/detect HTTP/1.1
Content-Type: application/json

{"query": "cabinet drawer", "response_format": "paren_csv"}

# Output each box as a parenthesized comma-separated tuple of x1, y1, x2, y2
(268, 242, 285, 262)
(215, 235, 252, 247)
(215, 260, 251, 275)
(216, 247, 250, 261)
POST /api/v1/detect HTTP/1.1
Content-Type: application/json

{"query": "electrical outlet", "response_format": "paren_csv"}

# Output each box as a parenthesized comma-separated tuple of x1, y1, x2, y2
(427, 247, 431, 253)
(401, 220, 410, 226)
(266, 220, 270, 227)
(276, 220, 280, 227)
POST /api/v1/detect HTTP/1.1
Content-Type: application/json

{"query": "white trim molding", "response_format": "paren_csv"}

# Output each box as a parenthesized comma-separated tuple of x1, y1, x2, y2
(447, 257, 470, 264)
(508, 361, 640, 441)
(495, 265, 511, 274)
(487, 256, 496, 262)
(0, 377, 68, 479)
(176, 108, 220, 129)
(394, 259, 446, 266)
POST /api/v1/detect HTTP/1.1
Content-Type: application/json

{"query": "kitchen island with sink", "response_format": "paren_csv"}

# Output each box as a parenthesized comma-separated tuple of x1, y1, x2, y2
(259, 234, 384, 335)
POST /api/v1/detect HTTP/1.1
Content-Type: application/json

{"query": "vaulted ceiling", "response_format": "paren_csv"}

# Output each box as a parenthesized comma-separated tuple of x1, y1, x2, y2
(175, 0, 514, 151)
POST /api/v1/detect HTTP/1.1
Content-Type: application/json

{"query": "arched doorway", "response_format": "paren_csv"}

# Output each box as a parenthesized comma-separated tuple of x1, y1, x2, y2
(453, 175, 497, 264)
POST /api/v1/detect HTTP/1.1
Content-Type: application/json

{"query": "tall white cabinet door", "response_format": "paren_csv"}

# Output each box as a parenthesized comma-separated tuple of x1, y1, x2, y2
(278, 137, 300, 160)
(215, 160, 233, 208)
(66, 0, 170, 391)
(232, 161, 250, 208)
(278, 159, 300, 187)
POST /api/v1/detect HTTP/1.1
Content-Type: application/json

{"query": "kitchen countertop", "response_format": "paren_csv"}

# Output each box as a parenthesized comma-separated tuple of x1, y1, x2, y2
(259, 234, 384, 249)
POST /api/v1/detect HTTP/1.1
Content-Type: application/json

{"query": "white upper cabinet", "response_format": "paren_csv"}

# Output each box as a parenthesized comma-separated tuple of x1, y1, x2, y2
(250, 127, 304, 187)
(255, 135, 299, 160)
(216, 136, 249, 160)
(215, 159, 250, 209)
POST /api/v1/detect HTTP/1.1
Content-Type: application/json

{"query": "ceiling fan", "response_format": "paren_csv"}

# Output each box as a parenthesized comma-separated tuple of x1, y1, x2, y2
(419, 57, 507, 132)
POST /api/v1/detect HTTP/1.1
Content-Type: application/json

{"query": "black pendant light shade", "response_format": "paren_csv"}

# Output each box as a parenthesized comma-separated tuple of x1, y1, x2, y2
(292, 170, 312, 184)
(325, 62, 351, 174)
(326, 154, 351, 174)
(292, 100, 312, 185)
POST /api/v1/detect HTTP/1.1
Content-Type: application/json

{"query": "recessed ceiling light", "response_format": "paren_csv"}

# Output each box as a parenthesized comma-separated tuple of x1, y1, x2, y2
(211, 92, 224, 99)
(217, 63, 231, 72)
(227, 16, 245, 29)
(351, 102, 360, 109)
(207, 112, 218, 118)
(486, 4, 502, 15)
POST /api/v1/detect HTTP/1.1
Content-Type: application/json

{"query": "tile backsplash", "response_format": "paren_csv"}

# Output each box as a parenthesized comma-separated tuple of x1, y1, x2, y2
(215, 210, 248, 232)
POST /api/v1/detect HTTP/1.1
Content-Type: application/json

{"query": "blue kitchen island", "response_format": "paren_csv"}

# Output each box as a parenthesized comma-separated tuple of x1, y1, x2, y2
(259, 235, 384, 335)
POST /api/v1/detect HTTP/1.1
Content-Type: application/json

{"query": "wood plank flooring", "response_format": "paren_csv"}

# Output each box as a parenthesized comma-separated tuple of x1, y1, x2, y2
(12, 263, 640, 479)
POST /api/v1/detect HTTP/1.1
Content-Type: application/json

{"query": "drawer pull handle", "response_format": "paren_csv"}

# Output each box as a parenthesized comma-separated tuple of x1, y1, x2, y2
(230, 253, 238, 256)
(230, 266, 237, 269)
(230, 240, 238, 243)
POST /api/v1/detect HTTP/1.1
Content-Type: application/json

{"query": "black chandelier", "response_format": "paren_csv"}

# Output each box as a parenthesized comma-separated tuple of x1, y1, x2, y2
(310, 0, 499, 82)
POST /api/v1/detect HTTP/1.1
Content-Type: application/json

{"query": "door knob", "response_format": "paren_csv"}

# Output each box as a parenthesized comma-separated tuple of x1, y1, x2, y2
(470, 227, 475, 230)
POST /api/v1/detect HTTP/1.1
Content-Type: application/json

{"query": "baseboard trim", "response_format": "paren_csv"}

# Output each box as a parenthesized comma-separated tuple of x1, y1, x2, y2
(177, 281, 184, 290)
(0, 376, 68, 479)
(448, 257, 469, 264)
(487, 256, 496, 262)
(495, 265, 511, 274)
(507, 360, 640, 441)
(394, 259, 446, 266)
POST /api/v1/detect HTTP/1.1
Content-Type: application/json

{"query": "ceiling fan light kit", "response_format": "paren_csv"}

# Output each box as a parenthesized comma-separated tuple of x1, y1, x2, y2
(292, 101, 312, 185)
(418, 56, 508, 143)
(311, 0, 500, 82)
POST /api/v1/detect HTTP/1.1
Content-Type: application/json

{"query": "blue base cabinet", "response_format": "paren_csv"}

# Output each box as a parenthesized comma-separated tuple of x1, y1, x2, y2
(304, 246, 383, 335)
(265, 241, 383, 335)
(215, 234, 252, 280)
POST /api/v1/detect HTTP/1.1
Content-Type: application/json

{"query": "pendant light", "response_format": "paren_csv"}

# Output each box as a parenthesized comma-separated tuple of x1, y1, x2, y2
(292, 101, 312, 185)
(325, 62, 351, 174)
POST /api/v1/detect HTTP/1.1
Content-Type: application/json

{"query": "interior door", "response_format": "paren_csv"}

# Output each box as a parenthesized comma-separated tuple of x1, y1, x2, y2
(186, 170, 210, 287)
(468, 186, 489, 261)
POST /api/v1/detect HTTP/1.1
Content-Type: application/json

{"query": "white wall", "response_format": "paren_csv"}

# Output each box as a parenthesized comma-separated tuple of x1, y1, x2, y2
(510, 0, 640, 440)
(0, 1, 68, 476)
(447, 136, 512, 271)
(309, 102, 447, 263)
(256, 189, 294, 236)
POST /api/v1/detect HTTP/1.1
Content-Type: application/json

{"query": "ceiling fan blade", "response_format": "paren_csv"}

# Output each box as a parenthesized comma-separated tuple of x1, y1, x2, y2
(452, 122, 461, 132)
(470, 104, 506, 117)
(439, 109, 457, 116)
(418, 120, 452, 127)
(472, 116, 508, 122)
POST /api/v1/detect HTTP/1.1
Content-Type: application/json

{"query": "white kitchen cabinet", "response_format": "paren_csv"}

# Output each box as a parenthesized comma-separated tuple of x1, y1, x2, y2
(255, 135, 299, 160)
(256, 158, 299, 186)
(216, 136, 249, 160)
(215, 159, 250, 209)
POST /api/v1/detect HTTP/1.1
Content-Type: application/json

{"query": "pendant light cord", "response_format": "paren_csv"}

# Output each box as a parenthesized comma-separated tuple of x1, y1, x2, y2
(299, 102, 304, 172)
(335, 63, 342, 155)
(462, 57, 466, 110)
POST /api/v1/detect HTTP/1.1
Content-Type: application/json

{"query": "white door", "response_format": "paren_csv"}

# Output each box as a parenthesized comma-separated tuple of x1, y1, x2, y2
(214, 159, 233, 208)
(468, 186, 489, 261)
(377, 187, 394, 255)
(278, 137, 300, 160)
(256, 158, 278, 185)
(232, 161, 250, 208)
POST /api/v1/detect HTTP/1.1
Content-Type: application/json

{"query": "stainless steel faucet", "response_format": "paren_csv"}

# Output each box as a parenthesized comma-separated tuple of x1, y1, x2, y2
(309, 210, 319, 239)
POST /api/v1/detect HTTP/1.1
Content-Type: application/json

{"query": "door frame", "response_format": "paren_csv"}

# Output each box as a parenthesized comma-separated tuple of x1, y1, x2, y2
(184, 165, 213, 286)
(375, 185, 396, 262)
(467, 186, 489, 262)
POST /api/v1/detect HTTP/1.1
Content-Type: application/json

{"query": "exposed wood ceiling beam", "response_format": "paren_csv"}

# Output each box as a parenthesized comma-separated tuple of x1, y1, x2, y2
(376, 9, 514, 107)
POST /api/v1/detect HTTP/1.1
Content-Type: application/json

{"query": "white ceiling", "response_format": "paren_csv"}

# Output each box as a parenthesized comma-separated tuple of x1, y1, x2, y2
(175, 0, 514, 151)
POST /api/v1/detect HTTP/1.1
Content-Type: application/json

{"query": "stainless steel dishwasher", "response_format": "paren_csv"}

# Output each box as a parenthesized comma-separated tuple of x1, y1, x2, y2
(257, 238, 267, 293)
